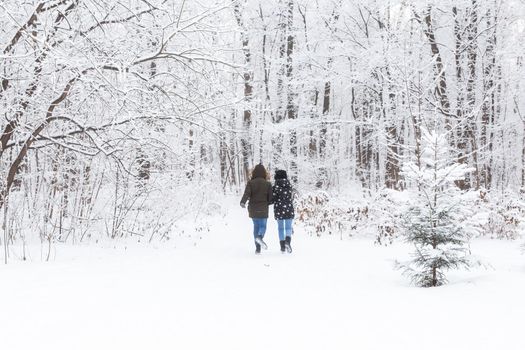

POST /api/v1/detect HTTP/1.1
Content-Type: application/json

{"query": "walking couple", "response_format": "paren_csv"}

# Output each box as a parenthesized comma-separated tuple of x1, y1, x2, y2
(240, 164, 295, 255)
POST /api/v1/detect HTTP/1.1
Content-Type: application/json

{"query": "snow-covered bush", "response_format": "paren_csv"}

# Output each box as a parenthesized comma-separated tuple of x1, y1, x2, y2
(371, 189, 409, 245)
(297, 189, 410, 241)
(296, 191, 369, 239)
(398, 129, 477, 287)
(471, 190, 525, 240)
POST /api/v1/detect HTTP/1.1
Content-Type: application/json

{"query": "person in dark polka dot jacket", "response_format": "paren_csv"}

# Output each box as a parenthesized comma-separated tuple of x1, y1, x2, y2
(272, 170, 295, 253)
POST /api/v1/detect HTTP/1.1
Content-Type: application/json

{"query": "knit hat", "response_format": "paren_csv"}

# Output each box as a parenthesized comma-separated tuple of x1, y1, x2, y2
(274, 169, 288, 180)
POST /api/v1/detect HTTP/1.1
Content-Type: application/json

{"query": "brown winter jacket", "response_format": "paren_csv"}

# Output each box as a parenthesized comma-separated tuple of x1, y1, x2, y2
(240, 167, 273, 219)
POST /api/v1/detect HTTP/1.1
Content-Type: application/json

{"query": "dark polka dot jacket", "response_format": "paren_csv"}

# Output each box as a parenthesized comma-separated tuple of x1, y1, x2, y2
(272, 178, 295, 220)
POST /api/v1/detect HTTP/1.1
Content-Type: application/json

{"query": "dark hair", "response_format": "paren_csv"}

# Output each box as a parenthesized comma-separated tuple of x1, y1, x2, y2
(252, 164, 268, 180)
(274, 169, 288, 180)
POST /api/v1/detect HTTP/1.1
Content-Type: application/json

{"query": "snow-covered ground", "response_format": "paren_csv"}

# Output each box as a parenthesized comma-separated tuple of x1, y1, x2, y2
(1, 201, 524, 350)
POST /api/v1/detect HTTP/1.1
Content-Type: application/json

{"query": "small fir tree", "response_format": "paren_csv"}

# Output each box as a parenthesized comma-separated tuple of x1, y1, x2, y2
(399, 129, 475, 287)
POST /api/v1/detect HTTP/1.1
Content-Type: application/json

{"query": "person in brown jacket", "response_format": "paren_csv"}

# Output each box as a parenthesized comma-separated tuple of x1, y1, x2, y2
(240, 164, 273, 254)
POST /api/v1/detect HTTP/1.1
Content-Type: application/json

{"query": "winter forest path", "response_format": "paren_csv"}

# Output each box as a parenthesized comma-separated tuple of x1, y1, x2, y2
(0, 200, 524, 350)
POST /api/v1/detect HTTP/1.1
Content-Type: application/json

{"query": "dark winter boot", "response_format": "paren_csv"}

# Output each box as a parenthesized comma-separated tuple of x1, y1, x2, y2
(255, 236, 268, 250)
(285, 236, 292, 253)
(255, 241, 261, 255)
(279, 240, 286, 253)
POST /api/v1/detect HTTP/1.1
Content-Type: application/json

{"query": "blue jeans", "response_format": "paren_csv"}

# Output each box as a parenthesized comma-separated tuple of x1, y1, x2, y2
(252, 218, 267, 239)
(277, 219, 293, 241)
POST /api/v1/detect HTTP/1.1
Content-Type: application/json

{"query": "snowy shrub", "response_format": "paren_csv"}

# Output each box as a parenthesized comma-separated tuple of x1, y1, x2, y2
(297, 189, 410, 241)
(397, 130, 478, 288)
(296, 191, 369, 239)
(102, 168, 224, 244)
(472, 190, 525, 240)
(371, 189, 409, 246)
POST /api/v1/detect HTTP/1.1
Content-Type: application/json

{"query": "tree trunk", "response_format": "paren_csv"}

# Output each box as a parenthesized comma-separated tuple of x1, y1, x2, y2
(286, 0, 298, 184)
(421, 6, 451, 126)
(481, 7, 497, 189)
(234, 2, 253, 182)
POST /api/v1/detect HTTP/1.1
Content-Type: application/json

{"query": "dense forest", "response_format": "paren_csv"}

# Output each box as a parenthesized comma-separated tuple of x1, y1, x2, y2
(1, 0, 524, 248)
